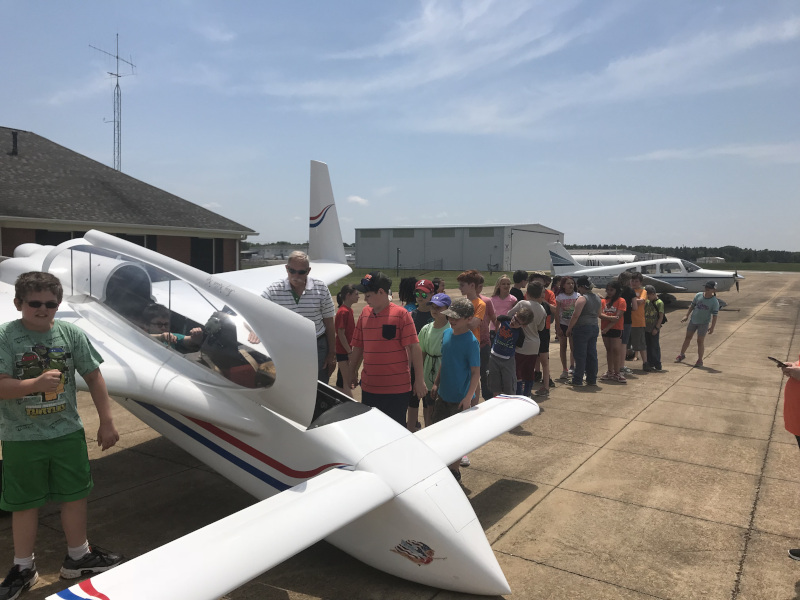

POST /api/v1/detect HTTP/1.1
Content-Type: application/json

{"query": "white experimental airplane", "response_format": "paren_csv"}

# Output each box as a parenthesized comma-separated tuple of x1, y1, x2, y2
(0, 161, 540, 599)
(549, 241, 744, 295)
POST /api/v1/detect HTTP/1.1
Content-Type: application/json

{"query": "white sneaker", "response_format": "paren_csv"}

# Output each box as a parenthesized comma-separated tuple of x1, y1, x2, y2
(460, 455, 471, 467)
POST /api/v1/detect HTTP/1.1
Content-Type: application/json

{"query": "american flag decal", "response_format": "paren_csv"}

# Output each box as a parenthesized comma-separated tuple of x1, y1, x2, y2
(391, 539, 441, 566)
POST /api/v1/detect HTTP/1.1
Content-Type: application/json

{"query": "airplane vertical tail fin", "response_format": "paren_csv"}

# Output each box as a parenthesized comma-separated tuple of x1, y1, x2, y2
(308, 161, 346, 265)
(548, 242, 581, 275)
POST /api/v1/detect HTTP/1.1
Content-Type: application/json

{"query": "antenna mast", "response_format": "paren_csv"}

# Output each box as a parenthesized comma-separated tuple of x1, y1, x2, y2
(90, 34, 135, 171)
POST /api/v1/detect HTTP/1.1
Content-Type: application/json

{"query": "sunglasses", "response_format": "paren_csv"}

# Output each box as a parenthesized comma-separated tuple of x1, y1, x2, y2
(150, 320, 170, 329)
(26, 301, 60, 309)
(287, 267, 309, 275)
(414, 290, 429, 299)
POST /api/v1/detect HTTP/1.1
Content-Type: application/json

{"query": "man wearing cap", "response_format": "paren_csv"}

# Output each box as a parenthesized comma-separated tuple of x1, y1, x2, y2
(261, 251, 336, 382)
(350, 272, 427, 425)
(676, 281, 720, 367)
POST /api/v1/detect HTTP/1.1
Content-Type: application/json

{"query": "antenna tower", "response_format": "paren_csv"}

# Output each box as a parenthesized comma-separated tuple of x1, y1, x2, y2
(90, 34, 135, 171)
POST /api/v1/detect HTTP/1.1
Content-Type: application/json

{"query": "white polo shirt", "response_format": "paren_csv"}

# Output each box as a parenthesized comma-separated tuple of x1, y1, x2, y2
(262, 277, 336, 338)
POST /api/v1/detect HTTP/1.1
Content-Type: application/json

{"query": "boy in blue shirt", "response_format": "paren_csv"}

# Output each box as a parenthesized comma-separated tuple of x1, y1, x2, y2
(431, 298, 480, 483)
(0, 272, 123, 600)
(487, 307, 533, 397)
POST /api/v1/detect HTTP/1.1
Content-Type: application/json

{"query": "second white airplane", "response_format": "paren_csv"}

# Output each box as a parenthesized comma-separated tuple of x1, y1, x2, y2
(549, 242, 744, 294)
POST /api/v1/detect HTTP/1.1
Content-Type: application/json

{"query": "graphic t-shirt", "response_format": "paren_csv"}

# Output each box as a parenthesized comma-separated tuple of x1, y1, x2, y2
(689, 293, 720, 325)
(0, 319, 103, 441)
(644, 299, 665, 330)
(556, 292, 580, 326)
(491, 318, 521, 360)
(601, 298, 627, 331)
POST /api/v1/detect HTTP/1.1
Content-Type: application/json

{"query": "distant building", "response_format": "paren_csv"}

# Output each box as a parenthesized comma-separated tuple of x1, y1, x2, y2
(0, 127, 255, 273)
(696, 256, 726, 264)
(355, 224, 563, 272)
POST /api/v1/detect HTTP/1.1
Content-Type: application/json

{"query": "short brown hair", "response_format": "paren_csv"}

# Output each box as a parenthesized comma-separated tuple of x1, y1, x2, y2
(15, 272, 63, 303)
(526, 281, 544, 299)
(457, 269, 483, 286)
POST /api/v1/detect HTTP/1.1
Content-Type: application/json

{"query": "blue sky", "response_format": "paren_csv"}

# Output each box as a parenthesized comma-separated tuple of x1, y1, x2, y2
(3, 1, 799, 250)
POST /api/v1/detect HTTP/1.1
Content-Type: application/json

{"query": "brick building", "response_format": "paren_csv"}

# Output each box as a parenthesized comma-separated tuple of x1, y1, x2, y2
(0, 127, 254, 273)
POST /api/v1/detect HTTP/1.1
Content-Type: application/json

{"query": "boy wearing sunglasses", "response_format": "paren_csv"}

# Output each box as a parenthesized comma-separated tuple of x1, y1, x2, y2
(0, 272, 122, 599)
(410, 280, 435, 333)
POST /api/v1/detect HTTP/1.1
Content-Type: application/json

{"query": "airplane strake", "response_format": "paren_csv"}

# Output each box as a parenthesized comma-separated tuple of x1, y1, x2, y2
(548, 242, 744, 294)
(0, 161, 540, 599)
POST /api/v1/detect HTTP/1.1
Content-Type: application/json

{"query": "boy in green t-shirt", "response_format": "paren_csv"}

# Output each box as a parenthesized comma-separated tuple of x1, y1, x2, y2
(0, 272, 123, 600)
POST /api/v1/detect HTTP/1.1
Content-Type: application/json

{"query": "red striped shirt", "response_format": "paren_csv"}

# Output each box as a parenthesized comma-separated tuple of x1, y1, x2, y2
(352, 303, 418, 394)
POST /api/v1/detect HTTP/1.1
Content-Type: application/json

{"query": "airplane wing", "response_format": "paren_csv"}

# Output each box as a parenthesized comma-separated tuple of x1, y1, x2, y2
(642, 275, 687, 293)
(48, 468, 394, 600)
(415, 395, 540, 466)
(216, 261, 351, 295)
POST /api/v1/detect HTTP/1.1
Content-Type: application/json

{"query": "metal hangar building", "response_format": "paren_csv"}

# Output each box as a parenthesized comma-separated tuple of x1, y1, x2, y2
(355, 223, 563, 272)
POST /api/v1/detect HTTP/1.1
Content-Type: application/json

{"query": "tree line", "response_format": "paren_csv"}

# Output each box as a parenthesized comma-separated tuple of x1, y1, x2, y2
(567, 244, 800, 264)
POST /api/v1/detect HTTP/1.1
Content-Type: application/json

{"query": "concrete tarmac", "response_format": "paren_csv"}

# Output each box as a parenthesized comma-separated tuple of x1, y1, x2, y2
(2, 271, 800, 599)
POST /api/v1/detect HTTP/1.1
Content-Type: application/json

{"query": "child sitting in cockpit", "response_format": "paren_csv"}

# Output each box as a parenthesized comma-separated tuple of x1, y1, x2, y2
(141, 303, 204, 352)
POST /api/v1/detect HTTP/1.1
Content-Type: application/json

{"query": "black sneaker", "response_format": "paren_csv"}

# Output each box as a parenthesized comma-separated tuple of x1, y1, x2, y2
(533, 372, 543, 383)
(0, 564, 38, 600)
(789, 549, 800, 561)
(549, 379, 556, 388)
(60, 544, 124, 579)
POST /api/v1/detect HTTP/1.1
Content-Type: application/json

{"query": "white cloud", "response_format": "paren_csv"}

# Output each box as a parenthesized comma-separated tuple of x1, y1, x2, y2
(625, 143, 800, 164)
(194, 24, 237, 43)
(202, 202, 222, 210)
(404, 15, 800, 136)
(43, 74, 112, 107)
(262, 0, 585, 103)
(373, 186, 395, 197)
(347, 195, 370, 206)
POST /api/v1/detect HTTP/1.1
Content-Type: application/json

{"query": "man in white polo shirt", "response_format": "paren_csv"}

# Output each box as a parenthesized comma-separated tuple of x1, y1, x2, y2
(262, 251, 336, 382)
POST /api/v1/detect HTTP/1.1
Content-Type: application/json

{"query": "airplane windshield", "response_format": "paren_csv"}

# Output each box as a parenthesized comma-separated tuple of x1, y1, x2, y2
(681, 260, 701, 273)
(46, 244, 275, 389)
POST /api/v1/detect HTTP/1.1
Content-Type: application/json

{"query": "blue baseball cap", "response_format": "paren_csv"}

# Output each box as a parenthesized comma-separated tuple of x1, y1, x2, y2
(427, 293, 451, 308)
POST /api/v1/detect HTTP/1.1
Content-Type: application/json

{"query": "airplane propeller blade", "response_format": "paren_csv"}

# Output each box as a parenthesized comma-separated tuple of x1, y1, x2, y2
(735, 270, 740, 292)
